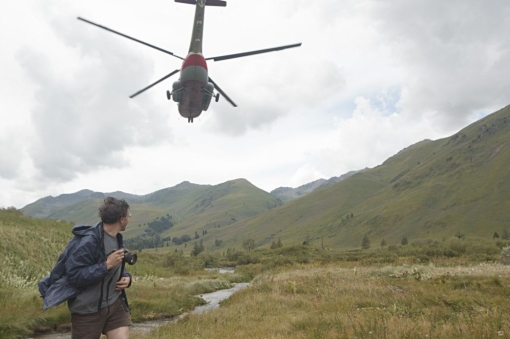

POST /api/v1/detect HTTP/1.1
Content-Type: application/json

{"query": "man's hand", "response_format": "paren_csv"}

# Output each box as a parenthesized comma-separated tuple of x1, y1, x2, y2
(106, 249, 124, 270)
(116, 276, 131, 291)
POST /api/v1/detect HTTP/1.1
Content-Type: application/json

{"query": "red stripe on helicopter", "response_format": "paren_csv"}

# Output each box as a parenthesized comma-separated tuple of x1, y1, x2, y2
(182, 53, 208, 71)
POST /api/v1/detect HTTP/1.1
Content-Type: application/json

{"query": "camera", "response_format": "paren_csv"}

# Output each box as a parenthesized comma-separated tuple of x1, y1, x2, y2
(109, 249, 137, 265)
(122, 249, 137, 265)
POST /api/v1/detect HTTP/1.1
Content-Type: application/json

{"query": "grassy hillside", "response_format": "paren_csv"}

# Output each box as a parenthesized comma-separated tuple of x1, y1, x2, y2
(159, 179, 282, 239)
(0, 207, 248, 338)
(20, 106, 510, 253)
(0, 208, 72, 289)
(196, 105, 510, 251)
(270, 170, 363, 203)
(21, 179, 283, 243)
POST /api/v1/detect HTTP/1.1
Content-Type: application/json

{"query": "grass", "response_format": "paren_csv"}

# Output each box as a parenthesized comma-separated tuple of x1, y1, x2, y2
(4, 206, 510, 338)
(132, 262, 510, 339)
(0, 209, 245, 339)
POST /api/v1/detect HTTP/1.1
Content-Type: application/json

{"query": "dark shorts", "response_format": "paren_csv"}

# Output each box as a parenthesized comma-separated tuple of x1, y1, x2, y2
(71, 297, 132, 339)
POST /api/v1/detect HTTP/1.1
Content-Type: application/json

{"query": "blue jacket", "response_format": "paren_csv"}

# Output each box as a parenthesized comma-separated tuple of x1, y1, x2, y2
(38, 222, 132, 310)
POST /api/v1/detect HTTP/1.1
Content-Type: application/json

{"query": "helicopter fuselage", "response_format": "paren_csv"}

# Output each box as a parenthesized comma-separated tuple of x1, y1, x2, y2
(78, 0, 300, 124)
(171, 2, 214, 122)
(172, 53, 214, 120)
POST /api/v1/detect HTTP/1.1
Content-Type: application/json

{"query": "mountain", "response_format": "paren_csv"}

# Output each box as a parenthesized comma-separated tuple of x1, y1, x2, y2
(21, 179, 283, 240)
(317, 169, 368, 189)
(21, 105, 510, 251)
(270, 170, 365, 203)
(207, 105, 510, 250)
(270, 179, 327, 203)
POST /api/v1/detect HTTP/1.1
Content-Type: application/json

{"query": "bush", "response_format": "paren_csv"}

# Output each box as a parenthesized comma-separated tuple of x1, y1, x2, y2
(165, 252, 205, 275)
(227, 251, 260, 265)
(448, 238, 467, 255)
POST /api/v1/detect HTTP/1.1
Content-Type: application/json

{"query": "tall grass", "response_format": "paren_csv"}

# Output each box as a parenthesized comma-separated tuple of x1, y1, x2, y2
(0, 210, 235, 338)
(0, 209, 73, 338)
(0, 209, 71, 289)
(133, 262, 510, 339)
(3, 207, 510, 339)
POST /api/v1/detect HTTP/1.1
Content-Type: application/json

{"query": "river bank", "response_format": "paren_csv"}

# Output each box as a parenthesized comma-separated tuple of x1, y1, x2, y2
(33, 283, 249, 339)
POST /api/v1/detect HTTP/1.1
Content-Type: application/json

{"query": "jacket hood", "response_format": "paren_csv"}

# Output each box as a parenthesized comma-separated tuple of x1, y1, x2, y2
(72, 222, 102, 237)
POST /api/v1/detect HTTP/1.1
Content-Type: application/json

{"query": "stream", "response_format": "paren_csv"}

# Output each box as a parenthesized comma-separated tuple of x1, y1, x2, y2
(34, 282, 250, 339)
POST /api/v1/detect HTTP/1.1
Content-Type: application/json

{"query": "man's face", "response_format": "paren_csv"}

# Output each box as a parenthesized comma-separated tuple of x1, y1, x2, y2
(120, 210, 131, 231)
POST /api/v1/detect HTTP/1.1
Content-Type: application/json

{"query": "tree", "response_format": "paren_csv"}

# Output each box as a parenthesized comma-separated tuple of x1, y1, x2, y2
(242, 239, 255, 252)
(361, 234, 370, 249)
(380, 239, 387, 247)
(401, 236, 408, 246)
(191, 239, 205, 256)
(270, 238, 283, 249)
(303, 235, 312, 246)
(502, 228, 510, 240)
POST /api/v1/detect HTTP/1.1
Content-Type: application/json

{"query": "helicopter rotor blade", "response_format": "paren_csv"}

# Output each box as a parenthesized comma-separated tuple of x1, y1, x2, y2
(208, 77, 237, 107)
(205, 43, 301, 62)
(77, 17, 184, 60)
(130, 70, 181, 98)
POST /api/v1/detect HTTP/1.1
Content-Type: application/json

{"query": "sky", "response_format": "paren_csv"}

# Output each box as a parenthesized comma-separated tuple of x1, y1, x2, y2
(1, 0, 509, 208)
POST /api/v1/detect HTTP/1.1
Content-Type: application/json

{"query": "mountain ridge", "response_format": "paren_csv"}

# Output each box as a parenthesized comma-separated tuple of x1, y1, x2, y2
(20, 105, 510, 251)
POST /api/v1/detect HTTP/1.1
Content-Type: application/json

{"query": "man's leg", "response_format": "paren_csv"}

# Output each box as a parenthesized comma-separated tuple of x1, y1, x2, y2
(103, 298, 131, 339)
(71, 312, 105, 339)
(106, 326, 129, 339)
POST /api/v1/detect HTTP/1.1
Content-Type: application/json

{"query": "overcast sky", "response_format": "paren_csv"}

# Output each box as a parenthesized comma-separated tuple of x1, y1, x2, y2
(1, 0, 509, 208)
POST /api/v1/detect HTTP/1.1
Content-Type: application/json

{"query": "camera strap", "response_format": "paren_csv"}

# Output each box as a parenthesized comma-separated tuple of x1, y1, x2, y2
(97, 266, 120, 314)
(97, 224, 121, 314)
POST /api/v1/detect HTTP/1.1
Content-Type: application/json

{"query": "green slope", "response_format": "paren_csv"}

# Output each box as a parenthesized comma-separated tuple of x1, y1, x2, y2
(203, 105, 510, 251)
(22, 179, 283, 242)
(20, 105, 510, 252)
(0, 208, 72, 288)
(159, 179, 283, 239)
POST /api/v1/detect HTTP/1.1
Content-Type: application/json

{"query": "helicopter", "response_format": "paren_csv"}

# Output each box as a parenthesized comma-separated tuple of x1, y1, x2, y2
(78, 0, 301, 123)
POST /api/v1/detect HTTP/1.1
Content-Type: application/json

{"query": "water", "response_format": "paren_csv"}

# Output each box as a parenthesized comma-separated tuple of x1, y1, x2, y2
(191, 282, 249, 315)
(204, 267, 236, 274)
(33, 282, 249, 338)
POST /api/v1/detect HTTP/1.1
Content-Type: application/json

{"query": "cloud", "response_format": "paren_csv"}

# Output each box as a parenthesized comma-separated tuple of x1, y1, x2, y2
(304, 95, 443, 178)
(0, 129, 25, 179)
(367, 0, 510, 130)
(2, 0, 510, 209)
(205, 57, 346, 136)
(289, 163, 327, 188)
(15, 12, 173, 183)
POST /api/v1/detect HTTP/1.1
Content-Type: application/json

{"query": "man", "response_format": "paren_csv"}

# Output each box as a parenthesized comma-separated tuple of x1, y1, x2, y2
(65, 197, 133, 339)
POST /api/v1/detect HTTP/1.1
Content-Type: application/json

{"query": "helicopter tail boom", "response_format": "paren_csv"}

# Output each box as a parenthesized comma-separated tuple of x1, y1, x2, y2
(175, 0, 227, 6)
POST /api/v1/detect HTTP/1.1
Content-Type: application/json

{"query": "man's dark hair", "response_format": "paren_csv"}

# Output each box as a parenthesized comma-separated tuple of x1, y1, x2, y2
(98, 197, 130, 223)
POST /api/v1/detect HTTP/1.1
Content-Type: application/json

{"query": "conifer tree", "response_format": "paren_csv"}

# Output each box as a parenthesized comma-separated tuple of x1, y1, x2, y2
(243, 238, 255, 252)
(401, 236, 408, 246)
(361, 234, 370, 249)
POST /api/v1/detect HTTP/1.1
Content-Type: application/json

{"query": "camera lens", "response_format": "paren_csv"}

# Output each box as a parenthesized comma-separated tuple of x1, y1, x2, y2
(123, 250, 137, 265)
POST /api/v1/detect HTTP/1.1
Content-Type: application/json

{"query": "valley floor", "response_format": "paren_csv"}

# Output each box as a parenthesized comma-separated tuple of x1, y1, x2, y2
(132, 262, 510, 339)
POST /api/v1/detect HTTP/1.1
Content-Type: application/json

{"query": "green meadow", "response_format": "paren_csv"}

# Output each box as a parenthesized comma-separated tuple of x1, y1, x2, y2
(2, 208, 510, 339)
(136, 262, 510, 339)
